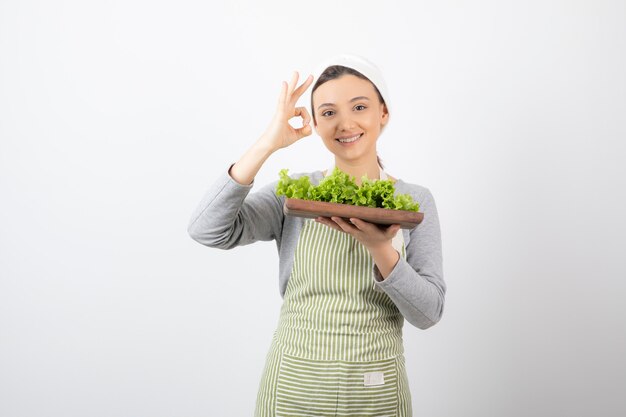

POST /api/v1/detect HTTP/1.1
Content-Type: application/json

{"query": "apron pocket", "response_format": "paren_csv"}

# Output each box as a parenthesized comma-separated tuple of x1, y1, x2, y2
(336, 356, 399, 416)
(275, 353, 399, 416)
(275, 353, 340, 415)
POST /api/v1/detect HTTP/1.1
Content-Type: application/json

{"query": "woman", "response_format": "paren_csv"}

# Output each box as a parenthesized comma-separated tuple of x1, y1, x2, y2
(187, 54, 446, 416)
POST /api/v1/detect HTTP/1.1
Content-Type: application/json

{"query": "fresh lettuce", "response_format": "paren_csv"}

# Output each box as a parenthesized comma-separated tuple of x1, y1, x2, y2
(276, 167, 420, 212)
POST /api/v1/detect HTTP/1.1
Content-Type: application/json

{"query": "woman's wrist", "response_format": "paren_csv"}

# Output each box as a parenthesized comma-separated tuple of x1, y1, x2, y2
(368, 241, 400, 280)
(255, 134, 279, 155)
(229, 138, 276, 186)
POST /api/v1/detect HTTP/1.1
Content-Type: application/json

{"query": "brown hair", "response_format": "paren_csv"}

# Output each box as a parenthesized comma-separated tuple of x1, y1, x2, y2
(310, 65, 387, 169)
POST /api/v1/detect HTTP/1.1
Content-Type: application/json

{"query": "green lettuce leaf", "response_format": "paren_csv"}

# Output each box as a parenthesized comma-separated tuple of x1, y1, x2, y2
(276, 167, 420, 212)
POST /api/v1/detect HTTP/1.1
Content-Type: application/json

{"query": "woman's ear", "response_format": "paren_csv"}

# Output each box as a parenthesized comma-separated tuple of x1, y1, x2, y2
(381, 103, 389, 126)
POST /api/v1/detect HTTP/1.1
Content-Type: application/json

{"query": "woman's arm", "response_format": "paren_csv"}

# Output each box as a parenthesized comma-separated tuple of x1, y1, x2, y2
(372, 188, 446, 330)
(187, 71, 314, 249)
(187, 134, 279, 248)
(187, 158, 284, 249)
(228, 138, 275, 186)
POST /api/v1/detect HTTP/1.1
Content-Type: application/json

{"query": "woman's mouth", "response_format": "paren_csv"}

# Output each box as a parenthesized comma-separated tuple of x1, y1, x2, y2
(336, 133, 363, 145)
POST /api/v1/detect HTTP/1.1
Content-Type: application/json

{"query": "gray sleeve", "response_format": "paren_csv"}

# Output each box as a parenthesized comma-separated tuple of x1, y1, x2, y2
(187, 163, 284, 249)
(372, 188, 446, 330)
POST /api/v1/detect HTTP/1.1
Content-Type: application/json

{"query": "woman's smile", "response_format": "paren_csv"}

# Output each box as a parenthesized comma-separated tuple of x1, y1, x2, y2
(312, 74, 388, 171)
(336, 132, 363, 145)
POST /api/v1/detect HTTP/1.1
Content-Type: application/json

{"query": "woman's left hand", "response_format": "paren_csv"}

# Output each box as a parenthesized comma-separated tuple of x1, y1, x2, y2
(315, 216, 401, 251)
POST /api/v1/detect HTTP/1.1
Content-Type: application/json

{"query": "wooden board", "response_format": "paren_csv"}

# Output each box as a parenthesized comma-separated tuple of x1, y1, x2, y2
(283, 198, 424, 229)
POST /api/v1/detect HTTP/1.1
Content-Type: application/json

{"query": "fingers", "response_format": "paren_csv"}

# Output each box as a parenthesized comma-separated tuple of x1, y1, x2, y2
(275, 73, 296, 113)
(331, 216, 358, 232)
(319, 216, 374, 233)
(315, 216, 343, 232)
(317, 217, 401, 250)
(291, 74, 314, 102)
(388, 225, 401, 237)
(294, 107, 311, 125)
(294, 124, 312, 139)
(287, 71, 299, 100)
(285, 72, 313, 104)
(348, 218, 401, 236)
(380, 222, 401, 237)
(348, 217, 374, 232)
(278, 72, 314, 115)
(289, 106, 311, 139)
(277, 81, 287, 111)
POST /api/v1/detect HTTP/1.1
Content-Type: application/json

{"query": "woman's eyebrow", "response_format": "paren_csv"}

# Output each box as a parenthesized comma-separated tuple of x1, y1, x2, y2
(317, 96, 370, 110)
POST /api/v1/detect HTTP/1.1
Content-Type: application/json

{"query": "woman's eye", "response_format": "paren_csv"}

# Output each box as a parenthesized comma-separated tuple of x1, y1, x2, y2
(322, 106, 365, 117)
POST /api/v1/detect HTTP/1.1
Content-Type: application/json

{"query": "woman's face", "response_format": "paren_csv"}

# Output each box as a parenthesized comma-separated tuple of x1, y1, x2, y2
(312, 74, 388, 165)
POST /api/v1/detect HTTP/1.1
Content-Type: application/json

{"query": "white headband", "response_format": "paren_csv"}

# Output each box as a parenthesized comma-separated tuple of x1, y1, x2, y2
(311, 54, 391, 117)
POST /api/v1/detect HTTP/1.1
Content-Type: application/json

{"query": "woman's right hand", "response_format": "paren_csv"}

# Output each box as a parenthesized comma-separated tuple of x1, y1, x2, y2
(260, 71, 314, 152)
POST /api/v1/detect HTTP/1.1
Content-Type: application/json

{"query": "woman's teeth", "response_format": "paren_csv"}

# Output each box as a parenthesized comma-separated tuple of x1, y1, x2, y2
(337, 133, 362, 143)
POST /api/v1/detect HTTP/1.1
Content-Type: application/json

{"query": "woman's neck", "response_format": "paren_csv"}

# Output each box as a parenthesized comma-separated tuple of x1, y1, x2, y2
(333, 159, 381, 186)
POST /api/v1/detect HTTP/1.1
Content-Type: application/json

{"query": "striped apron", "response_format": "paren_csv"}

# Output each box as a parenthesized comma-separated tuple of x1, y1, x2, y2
(254, 212, 413, 416)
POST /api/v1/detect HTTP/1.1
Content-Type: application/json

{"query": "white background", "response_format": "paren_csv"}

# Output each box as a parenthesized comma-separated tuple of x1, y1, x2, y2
(1, 1, 625, 416)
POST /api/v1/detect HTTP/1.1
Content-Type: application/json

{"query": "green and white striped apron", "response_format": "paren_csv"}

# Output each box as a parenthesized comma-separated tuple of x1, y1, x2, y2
(254, 208, 413, 416)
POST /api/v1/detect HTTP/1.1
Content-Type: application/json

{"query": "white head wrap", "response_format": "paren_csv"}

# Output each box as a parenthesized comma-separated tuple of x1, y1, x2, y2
(310, 54, 391, 121)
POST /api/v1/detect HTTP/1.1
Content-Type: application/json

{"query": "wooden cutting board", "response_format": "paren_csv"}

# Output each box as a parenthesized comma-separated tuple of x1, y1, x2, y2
(283, 198, 424, 229)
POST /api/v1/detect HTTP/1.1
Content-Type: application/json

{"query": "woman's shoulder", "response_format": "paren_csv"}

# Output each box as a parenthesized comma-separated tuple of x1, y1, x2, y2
(393, 178, 432, 204)
(392, 177, 430, 197)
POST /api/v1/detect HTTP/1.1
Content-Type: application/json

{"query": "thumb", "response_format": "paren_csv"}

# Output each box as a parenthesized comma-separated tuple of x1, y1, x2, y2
(387, 224, 401, 237)
(295, 124, 312, 140)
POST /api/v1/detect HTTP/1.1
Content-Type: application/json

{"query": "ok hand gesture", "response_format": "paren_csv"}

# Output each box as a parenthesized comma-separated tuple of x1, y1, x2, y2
(261, 71, 314, 152)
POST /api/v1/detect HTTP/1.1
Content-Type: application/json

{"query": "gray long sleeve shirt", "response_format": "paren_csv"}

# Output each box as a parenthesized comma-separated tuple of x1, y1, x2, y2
(187, 163, 446, 330)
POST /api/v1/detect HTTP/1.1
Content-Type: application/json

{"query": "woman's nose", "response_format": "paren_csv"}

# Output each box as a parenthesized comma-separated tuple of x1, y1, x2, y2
(337, 116, 357, 130)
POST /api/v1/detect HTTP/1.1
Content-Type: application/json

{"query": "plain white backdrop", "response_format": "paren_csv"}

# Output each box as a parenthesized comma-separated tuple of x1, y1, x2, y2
(1, 1, 625, 416)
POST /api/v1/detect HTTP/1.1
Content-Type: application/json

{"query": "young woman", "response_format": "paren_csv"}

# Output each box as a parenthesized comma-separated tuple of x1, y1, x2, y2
(187, 54, 446, 417)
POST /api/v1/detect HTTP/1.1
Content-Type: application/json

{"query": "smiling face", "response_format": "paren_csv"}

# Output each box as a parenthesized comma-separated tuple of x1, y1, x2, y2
(312, 74, 389, 166)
